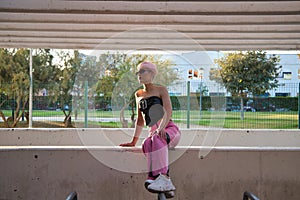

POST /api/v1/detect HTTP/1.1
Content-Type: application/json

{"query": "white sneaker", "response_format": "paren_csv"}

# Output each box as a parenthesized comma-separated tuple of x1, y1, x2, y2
(145, 179, 175, 198)
(144, 179, 154, 189)
(147, 174, 176, 193)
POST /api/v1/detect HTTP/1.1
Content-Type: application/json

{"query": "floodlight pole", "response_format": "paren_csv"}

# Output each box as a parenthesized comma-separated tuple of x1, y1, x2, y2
(187, 81, 190, 129)
(198, 69, 204, 120)
(29, 49, 33, 128)
(199, 80, 202, 119)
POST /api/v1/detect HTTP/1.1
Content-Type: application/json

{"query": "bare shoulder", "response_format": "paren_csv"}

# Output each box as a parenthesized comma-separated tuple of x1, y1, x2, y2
(155, 84, 167, 90)
(155, 85, 169, 96)
(135, 89, 144, 97)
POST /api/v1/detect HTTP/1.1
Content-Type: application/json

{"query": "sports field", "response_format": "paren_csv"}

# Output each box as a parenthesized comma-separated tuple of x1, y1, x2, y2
(1, 110, 297, 129)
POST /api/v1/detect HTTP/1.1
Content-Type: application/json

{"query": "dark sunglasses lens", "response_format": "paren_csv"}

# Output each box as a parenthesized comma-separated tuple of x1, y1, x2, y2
(136, 69, 146, 75)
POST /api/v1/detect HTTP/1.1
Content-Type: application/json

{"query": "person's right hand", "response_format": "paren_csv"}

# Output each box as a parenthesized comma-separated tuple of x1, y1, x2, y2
(119, 141, 135, 147)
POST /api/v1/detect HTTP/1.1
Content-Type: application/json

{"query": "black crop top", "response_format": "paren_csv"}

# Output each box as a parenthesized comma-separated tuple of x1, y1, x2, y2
(139, 96, 164, 127)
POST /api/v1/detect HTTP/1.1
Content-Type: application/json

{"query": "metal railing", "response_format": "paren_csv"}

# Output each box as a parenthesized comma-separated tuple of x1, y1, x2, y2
(66, 191, 77, 200)
(65, 190, 260, 199)
(243, 191, 260, 200)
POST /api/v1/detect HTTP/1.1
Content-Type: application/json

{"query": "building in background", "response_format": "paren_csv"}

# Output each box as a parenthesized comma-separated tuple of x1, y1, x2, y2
(166, 51, 300, 97)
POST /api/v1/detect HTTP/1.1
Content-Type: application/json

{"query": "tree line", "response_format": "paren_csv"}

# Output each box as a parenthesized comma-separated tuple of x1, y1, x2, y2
(0, 49, 178, 127)
(0, 49, 281, 127)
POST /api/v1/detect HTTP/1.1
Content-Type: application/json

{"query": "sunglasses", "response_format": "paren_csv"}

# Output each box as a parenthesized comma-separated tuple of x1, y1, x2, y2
(135, 69, 150, 75)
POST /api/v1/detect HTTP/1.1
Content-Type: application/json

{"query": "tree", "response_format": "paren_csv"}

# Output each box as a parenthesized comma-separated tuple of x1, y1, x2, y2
(0, 48, 80, 128)
(72, 53, 99, 120)
(53, 50, 81, 127)
(33, 49, 81, 127)
(95, 52, 128, 99)
(212, 51, 281, 120)
(0, 49, 30, 127)
(32, 49, 80, 127)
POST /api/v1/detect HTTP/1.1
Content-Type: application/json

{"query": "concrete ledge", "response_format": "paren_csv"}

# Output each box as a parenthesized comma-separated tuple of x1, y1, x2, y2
(0, 129, 300, 200)
(1, 145, 300, 152)
(0, 128, 300, 147)
(1, 147, 300, 200)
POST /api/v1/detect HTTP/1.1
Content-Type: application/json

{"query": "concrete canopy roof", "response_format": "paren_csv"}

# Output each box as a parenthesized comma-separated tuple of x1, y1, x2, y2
(0, 0, 300, 51)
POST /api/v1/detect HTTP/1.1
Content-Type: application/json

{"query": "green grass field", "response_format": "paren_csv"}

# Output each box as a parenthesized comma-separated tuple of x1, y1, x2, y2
(173, 110, 298, 129)
(0, 109, 298, 129)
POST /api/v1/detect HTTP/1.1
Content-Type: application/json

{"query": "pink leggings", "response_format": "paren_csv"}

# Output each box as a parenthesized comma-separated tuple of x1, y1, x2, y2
(142, 120, 181, 178)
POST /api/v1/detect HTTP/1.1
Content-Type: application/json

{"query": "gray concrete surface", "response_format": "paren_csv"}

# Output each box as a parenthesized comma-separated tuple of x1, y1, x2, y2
(0, 129, 299, 200)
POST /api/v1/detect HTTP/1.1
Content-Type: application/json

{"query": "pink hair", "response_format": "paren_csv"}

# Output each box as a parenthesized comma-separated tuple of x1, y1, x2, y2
(138, 61, 158, 75)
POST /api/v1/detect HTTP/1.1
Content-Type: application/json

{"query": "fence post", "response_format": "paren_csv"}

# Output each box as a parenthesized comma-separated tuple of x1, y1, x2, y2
(199, 81, 202, 119)
(84, 80, 88, 128)
(29, 48, 33, 128)
(187, 81, 190, 129)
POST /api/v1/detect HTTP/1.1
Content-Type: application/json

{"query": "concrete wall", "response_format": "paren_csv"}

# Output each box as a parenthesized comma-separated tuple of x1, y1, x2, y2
(0, 129, 300, 200)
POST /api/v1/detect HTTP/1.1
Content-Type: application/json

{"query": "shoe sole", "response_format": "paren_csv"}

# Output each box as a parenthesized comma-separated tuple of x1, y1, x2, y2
(147, 187, 175, 193)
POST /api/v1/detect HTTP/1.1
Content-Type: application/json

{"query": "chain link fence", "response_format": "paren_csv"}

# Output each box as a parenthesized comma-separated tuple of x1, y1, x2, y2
(0, 82, 299, 129)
